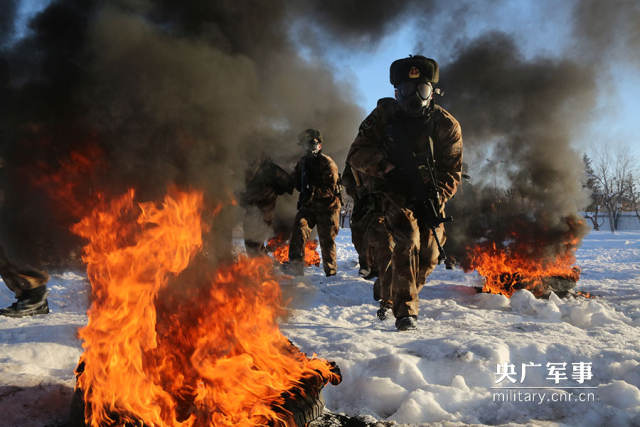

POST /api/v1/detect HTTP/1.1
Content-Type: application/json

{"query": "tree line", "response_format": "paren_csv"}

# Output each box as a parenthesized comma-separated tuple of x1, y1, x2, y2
(583, 149, 640, 232)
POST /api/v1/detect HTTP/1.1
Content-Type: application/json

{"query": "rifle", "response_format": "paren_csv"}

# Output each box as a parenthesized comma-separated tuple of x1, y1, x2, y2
(336, 173, 344, 206)
(297, 156, 313, 209)
(412, 139, 452, 264)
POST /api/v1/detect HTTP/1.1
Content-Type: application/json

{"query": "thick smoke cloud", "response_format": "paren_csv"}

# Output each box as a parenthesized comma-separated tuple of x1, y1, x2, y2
(1, 0, 637, 270)
(438, 33, 594, 264)
(292, 0, 420, 48)
(427, 0, 639, 265)
(573, 0, 640, 68)
(0, 0, 363, 267)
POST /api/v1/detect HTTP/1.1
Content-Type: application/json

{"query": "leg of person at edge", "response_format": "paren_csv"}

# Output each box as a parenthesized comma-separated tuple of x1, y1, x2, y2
(288, 129, 341, 277)
(346, 55, 463, 331)
(0, 245, 50, 317)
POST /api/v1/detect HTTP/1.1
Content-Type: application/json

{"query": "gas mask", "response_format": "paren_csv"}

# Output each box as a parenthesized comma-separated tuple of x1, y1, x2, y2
(305, 137, 322, 156)
(298, 129, 323, 156)
(395, 80, 433, 117)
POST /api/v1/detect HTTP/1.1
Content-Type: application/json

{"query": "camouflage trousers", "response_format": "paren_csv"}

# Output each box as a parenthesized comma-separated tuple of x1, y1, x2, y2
(350, 198, 372, 270)
(368, 216, 394, 304)
(0, 246, 49, 298)
(383, 198, 445, 318)
(289, 201, 340, 275)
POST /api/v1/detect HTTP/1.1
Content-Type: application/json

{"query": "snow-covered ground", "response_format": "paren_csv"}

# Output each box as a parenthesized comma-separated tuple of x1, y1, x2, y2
(1, 230, 639, 426)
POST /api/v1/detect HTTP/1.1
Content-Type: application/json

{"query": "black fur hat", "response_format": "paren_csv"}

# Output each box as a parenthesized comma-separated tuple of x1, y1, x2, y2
(390, 55, 439, 86)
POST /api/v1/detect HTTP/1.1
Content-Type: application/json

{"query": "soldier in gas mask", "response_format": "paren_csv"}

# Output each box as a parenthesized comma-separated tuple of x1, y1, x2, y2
(288, 129, 341, 277)
(346, 56, 463, 330)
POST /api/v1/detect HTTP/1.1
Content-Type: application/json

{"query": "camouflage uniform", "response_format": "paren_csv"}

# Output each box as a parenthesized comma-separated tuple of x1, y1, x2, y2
(343, 163, 393, 298)
(347, 98, 462, 319)
(0, 245, 49, 316)
(241, 157, 294, 255)
(289, 152, 341, 276)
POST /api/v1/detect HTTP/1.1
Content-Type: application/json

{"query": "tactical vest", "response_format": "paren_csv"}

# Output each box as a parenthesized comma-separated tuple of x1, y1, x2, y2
(382, 110, 437, 202)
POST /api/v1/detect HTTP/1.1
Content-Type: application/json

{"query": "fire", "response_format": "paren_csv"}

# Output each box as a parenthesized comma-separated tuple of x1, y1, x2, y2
(30, 143, 105, 219)
(266, 235, 321, 266)
(468, 242, 580, 297)
(575, 290, 595, 299)
(72, 189, 339, 426)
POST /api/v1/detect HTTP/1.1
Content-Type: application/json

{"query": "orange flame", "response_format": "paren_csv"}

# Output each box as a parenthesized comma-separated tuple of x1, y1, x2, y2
(72, 189, 337, 426)
(468, 242, 580, 298)
(266, 235, 321, 266)
(30, 143, 105, 219)
(575, 290, 595, 299)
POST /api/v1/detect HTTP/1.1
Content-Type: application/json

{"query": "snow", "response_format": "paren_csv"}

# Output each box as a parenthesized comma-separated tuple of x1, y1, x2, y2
(0, 272, 87, 427)
(1, 231, 640, 426)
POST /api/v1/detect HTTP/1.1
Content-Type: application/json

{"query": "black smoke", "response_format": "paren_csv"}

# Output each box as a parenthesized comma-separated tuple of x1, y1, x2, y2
(437, 33, 594, 265)
(0, 0, 364, 267)
(1, 0, 637, 270)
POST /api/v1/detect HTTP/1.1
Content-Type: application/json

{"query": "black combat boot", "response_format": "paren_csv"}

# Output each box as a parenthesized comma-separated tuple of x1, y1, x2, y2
(325, 266, 337, 277)
(377, 301, 392, 321)
(357, 256, 369, 277)
(358, 267, 371, 277)
(363, 268, 379, 280)
(0, 286, 50, 317)
(395, 315, 417, 331)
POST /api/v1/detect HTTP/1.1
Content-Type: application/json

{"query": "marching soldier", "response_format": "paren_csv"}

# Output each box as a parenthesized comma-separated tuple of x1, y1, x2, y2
(347, 56, 463, 330)
(288, 129, 341, 277)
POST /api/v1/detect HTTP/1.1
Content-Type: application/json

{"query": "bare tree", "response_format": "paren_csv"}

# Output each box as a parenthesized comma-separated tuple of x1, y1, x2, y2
(627, 172, 640, 223)
(582, 153, 603, 230)
(591, 147, 637, 232)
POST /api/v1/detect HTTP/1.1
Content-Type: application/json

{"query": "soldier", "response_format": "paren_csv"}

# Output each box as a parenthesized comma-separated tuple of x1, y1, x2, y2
(0, 245, 50, 317)
(241, 155, 294, 255)
(288, 129, 341, 277)
(347, 56, 463, 331)
(343, 162, 395, 318)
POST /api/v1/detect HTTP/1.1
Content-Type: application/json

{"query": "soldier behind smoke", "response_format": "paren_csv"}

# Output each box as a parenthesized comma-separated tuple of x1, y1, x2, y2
(347, 56, 463, 331)
(286, 129, 341, 277)
(240, 155, 294, 255)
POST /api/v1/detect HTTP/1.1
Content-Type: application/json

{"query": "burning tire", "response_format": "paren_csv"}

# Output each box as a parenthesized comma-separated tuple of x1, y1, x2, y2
(69, 359, 341, 427)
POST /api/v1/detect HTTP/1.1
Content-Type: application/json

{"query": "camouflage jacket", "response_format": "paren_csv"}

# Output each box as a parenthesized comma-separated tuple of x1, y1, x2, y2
(293, 152, 340, 208)
(346, 98, 462, 205)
